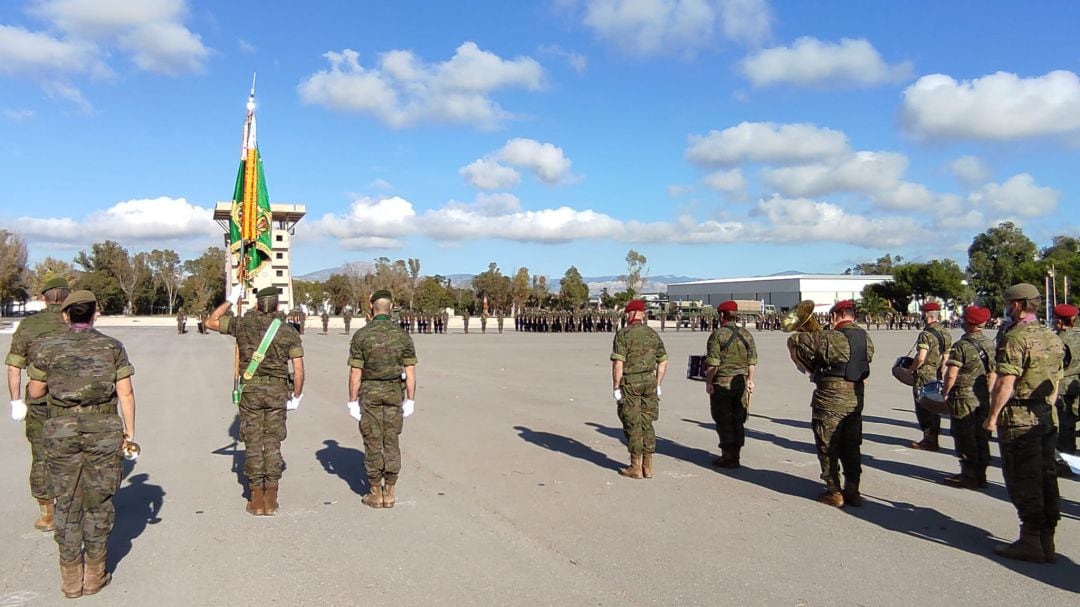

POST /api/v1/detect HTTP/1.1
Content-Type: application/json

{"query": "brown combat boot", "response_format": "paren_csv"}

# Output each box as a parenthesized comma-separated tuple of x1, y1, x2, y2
(712, 449, 729, 467)
(35, 498, 55, 532)
(59, 557, 82, 599)
(82, 553, 111, 596)
(721, 447, 741, 469)
(842, 482, 863, 507)
(642, 453, 654, 478)
(246, 485, 266, 516)
(619, 455, 643, 479)
(941, 474, 979, 490)
(383, 481, 397, 508)
(263, 483, 279, 516)
(993, 528, 1046, 563)
(910, 437, 940, 451)
(362, 484, 384, 509)
(817, 488, 844, 508)
(1041, 530, 1057, 564)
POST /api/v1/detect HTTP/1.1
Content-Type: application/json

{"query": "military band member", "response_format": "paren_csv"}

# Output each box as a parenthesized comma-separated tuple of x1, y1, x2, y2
(705, 300, 757, 468)
(985, 283, 1064, 563)
(27, 290, 137, 598)
(347, 290, 417, 509)
(6, 277, 70, 531)
(907, 301, 952, 451)
(941, 306, 995, 489)
(1053, 303, 1080, 459)
(610, 300, 668, 479)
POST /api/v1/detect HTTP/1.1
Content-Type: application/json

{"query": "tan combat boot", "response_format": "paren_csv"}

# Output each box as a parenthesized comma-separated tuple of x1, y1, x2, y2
(1041, 530, 1057, 564)
(35, 498, 55, 532)
(362, 484, 384, 509)
(817, 484, 844, 508)
(619, 455, 643, 479)
(246, 485, 266, 516)
(82, 552, 111, 596)
(59, 557, 82, 599)
(383, 481, 396, 508)
(993, 528, 1046, 563)
(263, 483, 279, 516)
(642, 453, 653, 479)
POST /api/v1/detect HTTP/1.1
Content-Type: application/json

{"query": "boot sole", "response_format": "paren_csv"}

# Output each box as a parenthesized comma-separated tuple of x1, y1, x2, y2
(83, 575, 111, 596)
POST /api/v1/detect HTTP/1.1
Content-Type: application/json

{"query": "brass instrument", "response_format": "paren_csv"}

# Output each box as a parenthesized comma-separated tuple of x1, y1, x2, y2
(781, 300, 821, 333)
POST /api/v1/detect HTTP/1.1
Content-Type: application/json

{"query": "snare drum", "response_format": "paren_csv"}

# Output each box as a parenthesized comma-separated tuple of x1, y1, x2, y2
(686, 355, 708, 382)
(918, 380, 949, 415)
(892, 356, 915, 386)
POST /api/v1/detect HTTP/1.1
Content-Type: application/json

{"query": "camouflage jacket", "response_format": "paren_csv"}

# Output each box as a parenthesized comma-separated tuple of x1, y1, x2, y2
(914, 323, 952, 381)
(610, 322, 668, 376)
(945, 331, 993, 394)
(789, 324, 876, 381)
(5, 305, 67, 406)
(996, 320, 1063, 406)
(1057, 327, 1080, 396)
(28, 327, 135, 409)
(348, 315, 417, 380)
(705, 325, 757, 380)
(220, 310, 303, 380)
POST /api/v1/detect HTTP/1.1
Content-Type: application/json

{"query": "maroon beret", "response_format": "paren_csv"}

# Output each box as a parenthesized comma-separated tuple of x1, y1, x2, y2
(1055, 303, 1079, 318)
(963, 306, 991, 325)
(625, 300, 646, 313)
(920, 301, 941, 312)
(830, 300, 855, 314)
(717, 300, 738, 312)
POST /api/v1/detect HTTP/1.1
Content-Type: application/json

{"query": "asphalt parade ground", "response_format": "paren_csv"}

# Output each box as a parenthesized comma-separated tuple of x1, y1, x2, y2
(1, 324, 1077, 606)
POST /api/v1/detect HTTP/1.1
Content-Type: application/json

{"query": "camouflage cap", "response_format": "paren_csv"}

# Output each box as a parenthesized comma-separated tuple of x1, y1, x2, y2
(42, 277, 69, 293)
(370, 289, 392, 302)
(60, 289, 97, 312)
(1002, 282, 1040, 301)
(256, 286, 278, 299)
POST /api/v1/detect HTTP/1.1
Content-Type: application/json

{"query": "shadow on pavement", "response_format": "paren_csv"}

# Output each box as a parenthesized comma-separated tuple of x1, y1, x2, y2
(315, 439, 368, 495)
(514, 425, 624, 472)
(108, 472, 164, 574)
(211, 415, 247, 500)
(585, 422, 719, 472)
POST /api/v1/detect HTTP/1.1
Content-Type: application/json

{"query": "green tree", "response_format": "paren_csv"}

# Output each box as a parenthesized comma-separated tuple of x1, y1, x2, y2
(858, 289, 890, 318)
(620, 249, 648, 297)
(0, 230, 29, 314)
(325, 273, 355, 313)
(473, 262, 513, 312)
(1016, 235, 1080, 304)
(845, 253, 903, 275)
(179, 247, 226, 313)
(967, 222, 1037, 310)
(893, 260, 968, 304)
(559, 266, 589, 309)
(293, 279, 327, 311)
(148, 249, 183, 314)
(415, 276, 452, 313)
(29, 256, 78, 296)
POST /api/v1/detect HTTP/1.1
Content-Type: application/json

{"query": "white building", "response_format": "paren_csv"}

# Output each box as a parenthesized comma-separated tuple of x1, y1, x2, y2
(214, 202, 306, 310)
(667, 273, 893, 314)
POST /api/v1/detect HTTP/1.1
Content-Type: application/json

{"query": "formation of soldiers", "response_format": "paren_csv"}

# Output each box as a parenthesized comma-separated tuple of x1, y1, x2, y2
(515, 308, 623, 332)
(396, 310, 451, 334)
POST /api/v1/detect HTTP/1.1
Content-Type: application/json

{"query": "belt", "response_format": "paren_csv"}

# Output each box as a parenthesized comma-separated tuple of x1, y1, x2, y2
(48, 403, 118, 417)
(623, 370, 656, 378)
(244, 376, 289, 385)
(1006, 398, 1051, 408)
(364, 377, 402, 382)
(816, 377, 856, 387)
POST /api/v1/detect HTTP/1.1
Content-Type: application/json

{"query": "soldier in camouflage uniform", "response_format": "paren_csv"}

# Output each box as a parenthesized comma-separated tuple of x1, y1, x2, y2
(347, 290, 417, 509)
(941, 306, 995, 489)
(322, 309, 330, 334)
(462, 308, 470, 334)
(787, 300, 873, 508)
(906, 301, 953, 451)
(207, 285, 305, 516)
(6, 277, 70, 532)
(985, 283, 1064, 563)
(26, 290, 137, 598)
(343, 306, 353, 334)
(176, 309, 187, 334)
(705, 300, 758, 469)
(1053, 304, 1080, 459)
(610, 299, 668, 479)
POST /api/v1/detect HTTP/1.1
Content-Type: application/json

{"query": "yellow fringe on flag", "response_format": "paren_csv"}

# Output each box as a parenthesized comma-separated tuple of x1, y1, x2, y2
(242, 147, 259, 240)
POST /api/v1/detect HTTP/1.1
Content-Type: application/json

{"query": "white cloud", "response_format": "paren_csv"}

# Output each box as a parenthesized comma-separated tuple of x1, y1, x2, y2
(968, 173, 1059, 217)
(118, 21, 209, 75)
(902, 70, 1080, 140)
(298, 43, 545, 129)
(3, 109, 35, 122)
(872, 182, 937, 211)
(667, 184, 694, 197)
(238, 39, 256, 55)
(42, 80, 92, 113)
(763, 151, 907, 197)
(742, 37, 912, 88)
(703, 168, 747, 197)
(753, 196, 922, 247)
(460, 158, 521, 190)
(367, 178, 394, 192)
(949, 156, 991, 187)
(686, 122, 850, 166)
(316, 196, 416, 244)
(7, 196, 216, 245)
(0, 24, 109, 78)
(577, 0, 771, 56)
(538, 44, 588, 74)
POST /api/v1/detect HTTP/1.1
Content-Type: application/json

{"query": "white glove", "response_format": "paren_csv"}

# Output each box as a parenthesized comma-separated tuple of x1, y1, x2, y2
(227, 284, 243, 306)
(657, 385, 663, 398)
(347, 400, 361, 421)
(612, 389, 622, 402)
(402, 398, 415, 418)
(10, 399, 27, 422)
(286, 394, 302, 411)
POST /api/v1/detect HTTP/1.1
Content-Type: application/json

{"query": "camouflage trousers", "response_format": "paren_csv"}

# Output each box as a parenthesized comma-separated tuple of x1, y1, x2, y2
(618, 375, 659, 456)
(360, 380, 405, 485)
(239, 382, 289, 486)
(913, 378, 941, 441)
(1057, 391, 1079, 454)
(709, 375, 748, 449)
(26, 401, 51, 500)
(950, 395, 990, 481)
(812, 406, 862, 490)
(44, 413, 123, 561)
(999, 403, 1059, 532)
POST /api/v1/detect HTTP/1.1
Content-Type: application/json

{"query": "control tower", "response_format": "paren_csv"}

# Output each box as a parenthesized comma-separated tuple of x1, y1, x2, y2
(213, 202, 306, 310)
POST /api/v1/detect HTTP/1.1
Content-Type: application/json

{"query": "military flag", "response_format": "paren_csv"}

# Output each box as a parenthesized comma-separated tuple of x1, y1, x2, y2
(228, 76, 273, 285)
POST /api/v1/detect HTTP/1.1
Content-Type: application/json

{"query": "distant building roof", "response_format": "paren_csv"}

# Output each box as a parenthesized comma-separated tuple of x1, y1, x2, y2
(669, 274, 892, 287)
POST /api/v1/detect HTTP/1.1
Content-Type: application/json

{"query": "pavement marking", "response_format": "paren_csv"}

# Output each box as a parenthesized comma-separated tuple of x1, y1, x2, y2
(0, 591, 40, 606)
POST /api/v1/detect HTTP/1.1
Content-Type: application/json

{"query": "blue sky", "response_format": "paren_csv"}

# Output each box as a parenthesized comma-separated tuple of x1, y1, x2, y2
(2, 1, 1078, 280)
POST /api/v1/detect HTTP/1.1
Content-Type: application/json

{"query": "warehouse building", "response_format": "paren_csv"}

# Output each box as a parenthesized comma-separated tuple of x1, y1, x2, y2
(666, 273, 893, 313)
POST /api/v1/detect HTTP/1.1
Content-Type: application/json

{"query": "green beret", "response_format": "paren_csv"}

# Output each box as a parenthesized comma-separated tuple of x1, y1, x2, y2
(370, 289, 392, 302)
(1002, 282, 1040, 301)
(60, 289, 97, 312)
(256, 286, 278, 299)
(42, 277, 69, 292)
